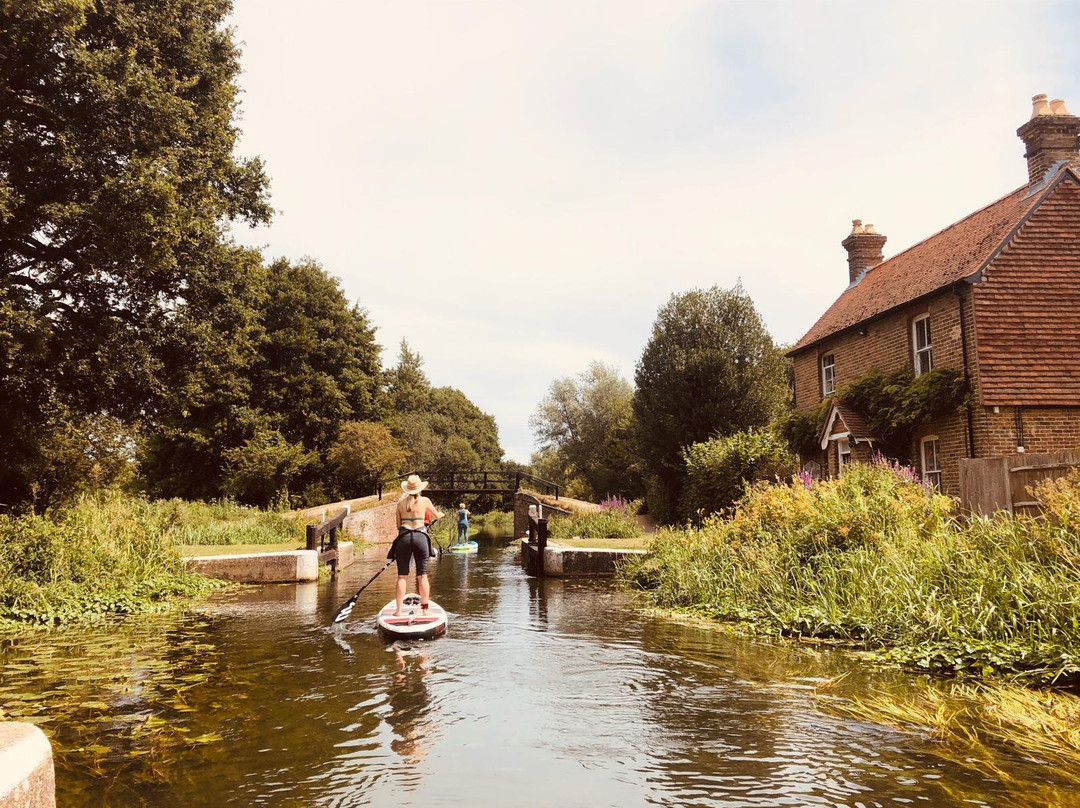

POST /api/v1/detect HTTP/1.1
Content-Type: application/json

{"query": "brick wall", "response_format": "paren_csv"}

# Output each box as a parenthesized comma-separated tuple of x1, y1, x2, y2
(972, 406, 1080, 458)
(343, 500, 399, 545)
(792, 288, 976, 495)
(793, 288, 969, 414)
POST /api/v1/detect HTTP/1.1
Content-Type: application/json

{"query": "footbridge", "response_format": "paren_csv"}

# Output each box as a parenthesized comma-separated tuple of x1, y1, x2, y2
(376, 470, 560, 501)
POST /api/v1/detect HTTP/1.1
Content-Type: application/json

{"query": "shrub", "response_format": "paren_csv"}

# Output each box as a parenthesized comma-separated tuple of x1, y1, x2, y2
(680, 428, 798, 522)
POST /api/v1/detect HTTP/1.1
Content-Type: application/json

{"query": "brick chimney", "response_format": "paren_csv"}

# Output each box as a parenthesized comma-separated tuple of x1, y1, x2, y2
(1017, 93, 1080, 184)
(841, 219, 886, 284)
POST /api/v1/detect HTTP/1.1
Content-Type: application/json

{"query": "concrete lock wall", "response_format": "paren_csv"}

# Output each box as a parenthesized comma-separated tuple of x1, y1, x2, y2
(0, 723, 55, 808)
(185, 549, 324, 582)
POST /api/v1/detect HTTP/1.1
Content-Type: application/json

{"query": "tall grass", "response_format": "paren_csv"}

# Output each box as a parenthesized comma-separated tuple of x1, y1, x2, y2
(620, 464, 1080, 683)
(549, 500, 642, 540)
(0, 495, 306, 628)
(151, 498, 305, 546)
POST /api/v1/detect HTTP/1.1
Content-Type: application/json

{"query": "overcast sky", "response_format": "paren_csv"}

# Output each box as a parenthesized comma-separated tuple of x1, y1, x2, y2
(228, 0, 1080, 462)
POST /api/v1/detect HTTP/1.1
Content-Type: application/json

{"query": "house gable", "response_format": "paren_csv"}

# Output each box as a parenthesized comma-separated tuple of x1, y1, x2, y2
(819, 402, 877, 450)
(973, 169, 1080, 405)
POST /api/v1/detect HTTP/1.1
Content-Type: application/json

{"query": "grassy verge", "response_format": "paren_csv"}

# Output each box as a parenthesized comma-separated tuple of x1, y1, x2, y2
(0, 495, 310, 629)
(548, 500, 643, 541)
(620, 462, 1080, 684)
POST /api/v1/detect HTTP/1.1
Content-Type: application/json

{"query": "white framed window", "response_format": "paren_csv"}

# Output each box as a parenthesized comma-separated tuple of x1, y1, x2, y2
(921, 436, 942, 492)
(821, 354, 836, 397)
(912, 314, 933, 376)
(837, 436, 851, 475)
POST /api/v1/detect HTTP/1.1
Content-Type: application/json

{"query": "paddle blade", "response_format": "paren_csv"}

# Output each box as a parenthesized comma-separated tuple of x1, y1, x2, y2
(333, 598, 356, 624)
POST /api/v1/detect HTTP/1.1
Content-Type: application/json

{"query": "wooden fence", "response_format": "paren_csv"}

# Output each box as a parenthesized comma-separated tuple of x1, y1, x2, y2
(958, 449, 1080, 516)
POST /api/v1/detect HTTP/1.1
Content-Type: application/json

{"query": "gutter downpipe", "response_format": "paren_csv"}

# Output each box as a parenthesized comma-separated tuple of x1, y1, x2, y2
(955, 284, 976, 458)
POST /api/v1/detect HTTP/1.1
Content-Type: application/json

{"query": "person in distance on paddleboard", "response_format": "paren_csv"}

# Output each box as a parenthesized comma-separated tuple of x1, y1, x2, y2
(391, 474, 443, 617)
(456, 502, 471, 546)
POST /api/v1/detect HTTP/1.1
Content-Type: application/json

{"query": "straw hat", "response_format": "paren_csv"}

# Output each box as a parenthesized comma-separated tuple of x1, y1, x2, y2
(401, 474, 429, 495)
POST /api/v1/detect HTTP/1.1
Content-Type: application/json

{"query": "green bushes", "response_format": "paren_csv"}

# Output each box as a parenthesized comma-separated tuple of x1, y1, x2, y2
(548, 499, 642, 540)
(681, 428, 797, 521)
(0, 496, 220, 627)
(621, 463, 1080, 683)
(0, 495, 305, 628)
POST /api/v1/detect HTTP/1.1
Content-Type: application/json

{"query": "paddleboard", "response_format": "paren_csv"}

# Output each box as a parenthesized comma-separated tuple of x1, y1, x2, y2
(377, 594, 447, 641)
(449, 540, 478, 554)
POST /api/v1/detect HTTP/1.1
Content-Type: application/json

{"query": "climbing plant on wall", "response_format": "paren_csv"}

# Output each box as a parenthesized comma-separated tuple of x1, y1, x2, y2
(837, 368, 969, 461)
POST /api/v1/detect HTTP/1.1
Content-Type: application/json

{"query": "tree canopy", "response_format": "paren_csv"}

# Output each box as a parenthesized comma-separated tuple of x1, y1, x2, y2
(633, 284, 789, 522)
(530, 361, 640, 501)
(1, 0, 270, 507)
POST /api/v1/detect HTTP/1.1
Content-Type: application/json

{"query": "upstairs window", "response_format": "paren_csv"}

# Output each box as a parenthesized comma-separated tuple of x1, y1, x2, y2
(913, 314, 933, 376)
(921, 436, 942, 491)
(820, 354, 836, 397)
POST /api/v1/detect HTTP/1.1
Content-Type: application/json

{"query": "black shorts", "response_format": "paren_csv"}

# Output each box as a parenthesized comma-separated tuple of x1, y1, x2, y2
(394, 529, 431, 576)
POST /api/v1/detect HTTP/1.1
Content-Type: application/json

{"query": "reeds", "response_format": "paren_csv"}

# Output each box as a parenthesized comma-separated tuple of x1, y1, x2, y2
(0, 494, 304, 627)
(620, 464, 1080, 683)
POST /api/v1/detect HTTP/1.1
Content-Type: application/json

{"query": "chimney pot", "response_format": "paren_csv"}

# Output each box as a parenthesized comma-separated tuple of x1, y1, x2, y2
(841, 220, 887, 284)
(1017, 94, 1080, 184)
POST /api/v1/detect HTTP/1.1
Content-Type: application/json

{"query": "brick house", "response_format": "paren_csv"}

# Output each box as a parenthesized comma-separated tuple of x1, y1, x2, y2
(788, 94, 1080, 496)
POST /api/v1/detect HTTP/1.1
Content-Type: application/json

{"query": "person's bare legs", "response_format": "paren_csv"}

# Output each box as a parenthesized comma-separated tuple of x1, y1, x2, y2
(418, 574, 430, 611)
(394, 575, 407, 616)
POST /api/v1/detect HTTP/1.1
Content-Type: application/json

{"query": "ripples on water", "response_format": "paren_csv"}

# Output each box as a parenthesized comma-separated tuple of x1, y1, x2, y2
(1, 542, 1076, 807)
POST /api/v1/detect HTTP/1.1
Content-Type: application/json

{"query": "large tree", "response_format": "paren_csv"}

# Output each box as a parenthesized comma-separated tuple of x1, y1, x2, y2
(0, 0, 270, 508)
(633, 284, 789, 522)
(141, 257, 384, 503)
(530, 361, 641, 501)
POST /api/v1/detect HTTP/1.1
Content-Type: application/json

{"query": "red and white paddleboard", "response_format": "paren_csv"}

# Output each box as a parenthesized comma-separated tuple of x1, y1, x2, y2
(376, 594, 447, 641)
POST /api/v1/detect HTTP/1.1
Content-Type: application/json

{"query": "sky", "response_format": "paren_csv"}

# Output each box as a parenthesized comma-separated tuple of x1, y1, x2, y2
(227, 0, 1080, 463)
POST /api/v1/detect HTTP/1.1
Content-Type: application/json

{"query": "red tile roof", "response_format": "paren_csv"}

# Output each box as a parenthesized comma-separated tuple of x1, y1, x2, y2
(974, 172, 1080, 405)
(819, 401, 877, 447)
(790, 183, 1041, 353)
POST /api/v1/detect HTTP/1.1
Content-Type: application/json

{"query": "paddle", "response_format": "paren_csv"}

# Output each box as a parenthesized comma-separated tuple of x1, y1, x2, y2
(332, 560, 393, 624)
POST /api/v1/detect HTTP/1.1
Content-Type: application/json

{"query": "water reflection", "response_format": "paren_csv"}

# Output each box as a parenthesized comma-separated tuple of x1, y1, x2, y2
(387, 647, 435, 766)
(1, 543, 1078, 807)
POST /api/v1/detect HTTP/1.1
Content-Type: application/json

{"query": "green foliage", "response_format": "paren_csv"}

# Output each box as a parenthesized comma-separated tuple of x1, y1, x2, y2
(0, 495, 224, 628)
(837, 367, 967, 461)
(775, 400, 831, 458)
(221, 429, 314, 510)
(384, 342, 503, 472)
(329, 421, 407, 495)
(548, 501, 642, 540)
(0, 0, 270, 508)
(252, 258, 383, 453)
(621, 463, 1080, 683)
(530, 361, 642, 501)
(470, 511, 514, 540)
(633, 283, 789, 523)
(148, 498, 305, 546)
(681, 428, 797, 521)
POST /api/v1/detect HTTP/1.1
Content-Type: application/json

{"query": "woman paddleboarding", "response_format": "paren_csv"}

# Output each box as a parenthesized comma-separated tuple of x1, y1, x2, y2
(390, 474, 443, 618)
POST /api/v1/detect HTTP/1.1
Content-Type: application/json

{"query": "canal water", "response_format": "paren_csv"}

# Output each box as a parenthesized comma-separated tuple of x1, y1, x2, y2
(1, 542, 1076, 807)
